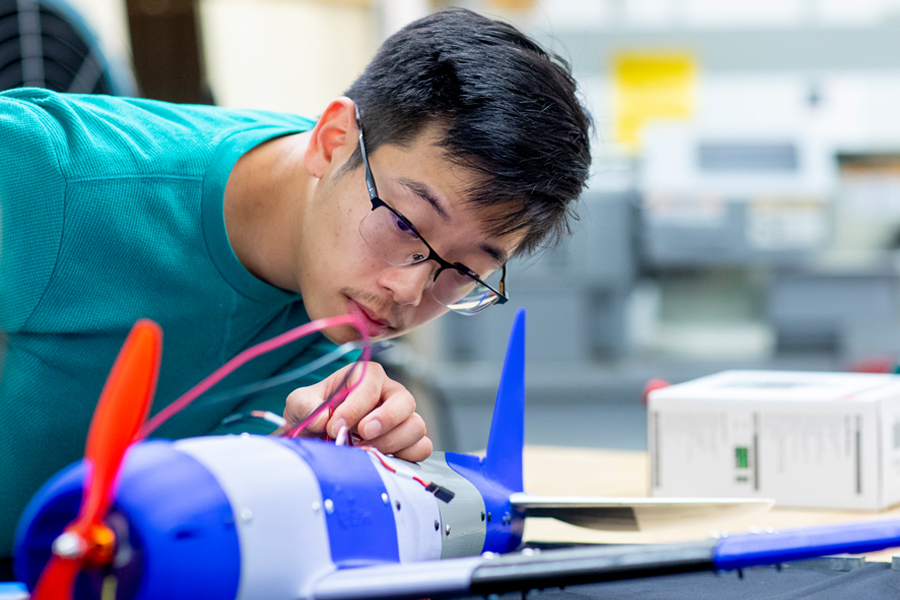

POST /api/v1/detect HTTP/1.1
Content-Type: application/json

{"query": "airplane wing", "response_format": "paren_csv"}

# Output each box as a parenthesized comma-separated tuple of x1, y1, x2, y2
(312, 541, 719, 600)
(311, 518, 900, 600)
(509, 493, 774, 531)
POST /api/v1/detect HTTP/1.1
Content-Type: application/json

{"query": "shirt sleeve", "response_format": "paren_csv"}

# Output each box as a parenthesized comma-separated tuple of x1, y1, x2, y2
(210, 335, 362, 435)
(0, 91, 68, 333)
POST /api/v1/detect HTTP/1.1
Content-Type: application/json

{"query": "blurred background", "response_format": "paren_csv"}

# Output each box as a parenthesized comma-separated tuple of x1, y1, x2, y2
(6, 0, 900, 453)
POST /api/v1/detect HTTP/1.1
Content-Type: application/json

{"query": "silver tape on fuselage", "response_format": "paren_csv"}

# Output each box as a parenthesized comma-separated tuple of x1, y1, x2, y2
(401, 452, 487, 559)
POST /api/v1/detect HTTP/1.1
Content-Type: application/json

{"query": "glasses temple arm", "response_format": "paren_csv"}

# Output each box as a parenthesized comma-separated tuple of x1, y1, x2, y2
(476, 264, 508, 303)
(354, 105, 380, 200)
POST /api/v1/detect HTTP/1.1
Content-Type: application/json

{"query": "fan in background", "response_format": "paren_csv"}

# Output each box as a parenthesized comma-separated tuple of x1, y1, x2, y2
(0, 0, 133, 95)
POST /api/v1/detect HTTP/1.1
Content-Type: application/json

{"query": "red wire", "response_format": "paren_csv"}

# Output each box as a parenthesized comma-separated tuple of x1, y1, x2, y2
(325, 407, 335, 442)
(362, 446, 431, 489)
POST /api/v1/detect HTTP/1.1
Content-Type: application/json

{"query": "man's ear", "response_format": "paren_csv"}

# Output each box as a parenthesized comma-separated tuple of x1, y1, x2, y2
(304, 97, 358, 180)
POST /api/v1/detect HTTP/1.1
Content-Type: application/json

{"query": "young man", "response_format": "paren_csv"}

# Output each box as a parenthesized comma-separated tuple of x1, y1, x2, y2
(0, 8, 592, 563)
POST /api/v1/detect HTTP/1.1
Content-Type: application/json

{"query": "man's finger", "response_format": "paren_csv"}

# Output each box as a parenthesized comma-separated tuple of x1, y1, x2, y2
(363, 413, 428, 457)
(391, 435, 433, 463)
(328, 363, 393, 436)
(356, 386, 416, 441)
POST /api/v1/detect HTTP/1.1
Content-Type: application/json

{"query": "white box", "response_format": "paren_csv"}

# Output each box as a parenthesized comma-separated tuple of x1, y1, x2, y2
(648, 370, 900, 510)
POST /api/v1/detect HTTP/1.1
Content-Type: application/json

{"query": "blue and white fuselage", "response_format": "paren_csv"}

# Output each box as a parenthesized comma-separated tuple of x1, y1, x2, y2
(16, 309, 531, 600)
(17, 434, 523, 600)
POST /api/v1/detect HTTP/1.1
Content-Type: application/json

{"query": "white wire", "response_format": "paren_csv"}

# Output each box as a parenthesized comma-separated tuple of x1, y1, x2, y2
(365, 446, 419, 481)
(335, 425, 350, 446)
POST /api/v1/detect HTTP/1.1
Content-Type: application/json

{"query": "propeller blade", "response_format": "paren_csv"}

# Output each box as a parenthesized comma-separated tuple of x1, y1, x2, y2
(31, 555, 80, 600)
(30, 320, 162, 600)
(79, 320, 162, 527)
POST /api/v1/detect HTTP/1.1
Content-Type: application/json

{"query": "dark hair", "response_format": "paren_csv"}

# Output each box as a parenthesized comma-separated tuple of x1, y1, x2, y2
(344, 8, 592, 256)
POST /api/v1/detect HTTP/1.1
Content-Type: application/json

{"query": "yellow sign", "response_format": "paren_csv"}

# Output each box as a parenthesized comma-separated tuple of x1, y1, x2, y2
(486, 0, 537, 9)
(613, 52, 696, 152)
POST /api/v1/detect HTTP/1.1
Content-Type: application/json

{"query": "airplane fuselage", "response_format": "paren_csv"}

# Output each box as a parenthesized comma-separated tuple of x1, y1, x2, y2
(15, 434, 524, 600)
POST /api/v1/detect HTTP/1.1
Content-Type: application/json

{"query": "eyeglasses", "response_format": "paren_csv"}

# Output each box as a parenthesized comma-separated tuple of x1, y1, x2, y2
(354, 106, 509, 315)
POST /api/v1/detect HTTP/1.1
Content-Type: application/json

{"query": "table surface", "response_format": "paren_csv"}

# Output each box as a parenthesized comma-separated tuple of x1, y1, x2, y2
(520, 445, 900, 562)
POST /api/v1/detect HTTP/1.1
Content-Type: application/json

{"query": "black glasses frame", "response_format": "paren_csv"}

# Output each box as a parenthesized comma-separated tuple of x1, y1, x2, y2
(354, 105, 508, 308)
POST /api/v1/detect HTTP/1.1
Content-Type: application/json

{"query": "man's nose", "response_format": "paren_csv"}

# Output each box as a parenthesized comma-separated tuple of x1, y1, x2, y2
(380, 262, 435, 306)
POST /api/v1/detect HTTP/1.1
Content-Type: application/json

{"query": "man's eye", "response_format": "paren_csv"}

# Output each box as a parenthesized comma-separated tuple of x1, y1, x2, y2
(392, 214, 416, 236)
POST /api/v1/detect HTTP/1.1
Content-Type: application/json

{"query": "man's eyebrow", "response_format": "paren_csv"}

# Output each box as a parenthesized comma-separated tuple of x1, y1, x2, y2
(397, 178, 450, 222)
(397, 177, 508, 266)
(480, 243, 507, 266)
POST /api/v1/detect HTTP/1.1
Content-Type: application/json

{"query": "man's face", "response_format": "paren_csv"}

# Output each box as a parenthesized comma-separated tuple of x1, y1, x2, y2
(295, 126, 522, 344)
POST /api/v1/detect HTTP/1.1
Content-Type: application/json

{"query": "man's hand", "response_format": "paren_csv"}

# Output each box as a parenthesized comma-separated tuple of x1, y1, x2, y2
(284, 362, 433, 462)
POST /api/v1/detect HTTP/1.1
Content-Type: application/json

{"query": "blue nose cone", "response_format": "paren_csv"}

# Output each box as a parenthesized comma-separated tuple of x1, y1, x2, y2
(15, 440, 241, 600)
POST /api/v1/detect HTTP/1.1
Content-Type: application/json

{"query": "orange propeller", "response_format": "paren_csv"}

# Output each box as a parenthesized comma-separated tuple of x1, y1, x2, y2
(31, 320, 162, 600)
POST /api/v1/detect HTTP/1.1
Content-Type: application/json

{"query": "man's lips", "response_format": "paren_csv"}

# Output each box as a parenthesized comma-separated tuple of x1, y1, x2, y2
(346, 298, 391, 338)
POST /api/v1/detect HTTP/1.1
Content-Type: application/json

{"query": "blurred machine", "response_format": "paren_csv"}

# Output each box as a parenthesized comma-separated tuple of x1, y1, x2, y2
(639, 123, 900, 363)
(639, 123, 834, 267)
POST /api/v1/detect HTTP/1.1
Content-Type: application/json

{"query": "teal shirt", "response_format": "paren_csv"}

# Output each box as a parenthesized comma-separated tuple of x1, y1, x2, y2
(0, 89, 356, 556)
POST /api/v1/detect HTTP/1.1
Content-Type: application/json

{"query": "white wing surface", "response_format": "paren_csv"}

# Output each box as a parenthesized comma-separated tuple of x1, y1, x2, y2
(509, 493, 774, 531)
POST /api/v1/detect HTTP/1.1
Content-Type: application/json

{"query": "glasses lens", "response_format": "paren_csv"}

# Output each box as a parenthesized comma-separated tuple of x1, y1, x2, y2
(361, 203, 504, 315)
(434, 267, 503, 315)
(360, 204, 430, 265)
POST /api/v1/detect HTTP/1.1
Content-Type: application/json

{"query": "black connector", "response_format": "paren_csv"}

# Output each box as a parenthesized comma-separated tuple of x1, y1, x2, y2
(426, 483, 455, 503)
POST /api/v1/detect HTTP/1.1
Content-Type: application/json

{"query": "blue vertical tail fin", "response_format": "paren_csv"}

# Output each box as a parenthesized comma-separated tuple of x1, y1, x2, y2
(482, 308, 526, 493)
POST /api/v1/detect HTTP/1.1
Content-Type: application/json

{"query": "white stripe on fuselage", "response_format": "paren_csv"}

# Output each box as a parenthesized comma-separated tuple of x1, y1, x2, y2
(364, 451, 443, 563)
(176, 435, 335, 600)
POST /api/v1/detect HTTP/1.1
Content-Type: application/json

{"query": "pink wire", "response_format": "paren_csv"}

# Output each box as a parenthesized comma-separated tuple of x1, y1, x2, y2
(283, 381, 352, 438)
(139, 314, 371, 438)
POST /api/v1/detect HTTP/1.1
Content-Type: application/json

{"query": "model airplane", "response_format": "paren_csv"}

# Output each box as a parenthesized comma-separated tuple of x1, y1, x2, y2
(12, 310, 900, 600)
